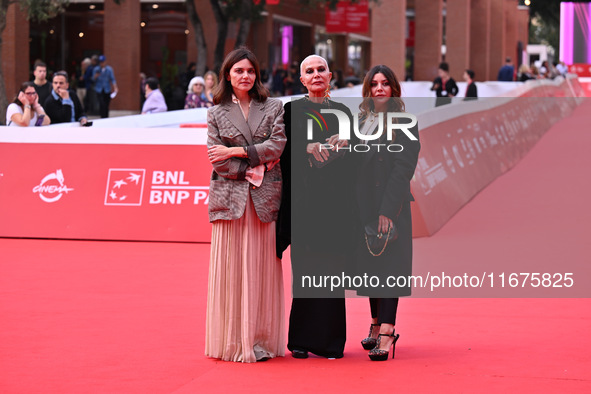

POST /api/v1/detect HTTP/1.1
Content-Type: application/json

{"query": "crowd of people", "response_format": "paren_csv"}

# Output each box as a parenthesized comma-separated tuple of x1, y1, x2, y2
(5, 57, 117, 127)
(5, 51, 574, 127)
(498, 57, 569, 82)
(424, 56, 569, 108)
(517, 59, 568, 81)
(6, 52, 368, 127)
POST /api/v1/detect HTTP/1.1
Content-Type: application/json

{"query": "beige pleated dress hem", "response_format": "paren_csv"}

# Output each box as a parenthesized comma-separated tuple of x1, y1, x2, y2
(205, 197, 285, 363)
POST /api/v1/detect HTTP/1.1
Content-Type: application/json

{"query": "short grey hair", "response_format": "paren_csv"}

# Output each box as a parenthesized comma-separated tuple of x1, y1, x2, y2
(300, 55, 329, 75)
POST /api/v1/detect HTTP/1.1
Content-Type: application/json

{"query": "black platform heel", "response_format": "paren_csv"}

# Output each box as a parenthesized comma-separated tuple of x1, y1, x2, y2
(368, 332, 400, 361)
(361, 324, 380, 350)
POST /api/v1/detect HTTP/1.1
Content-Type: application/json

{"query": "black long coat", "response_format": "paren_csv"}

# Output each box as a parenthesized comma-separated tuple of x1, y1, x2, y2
(277, 97, 357, 358)
(354, 117, 420, 297)
(43, 89, 87, 124)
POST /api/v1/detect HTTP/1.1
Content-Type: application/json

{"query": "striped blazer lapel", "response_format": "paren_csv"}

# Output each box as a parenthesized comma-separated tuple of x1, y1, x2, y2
(222, 102, 253, 145)
(247, 100, 265, 137)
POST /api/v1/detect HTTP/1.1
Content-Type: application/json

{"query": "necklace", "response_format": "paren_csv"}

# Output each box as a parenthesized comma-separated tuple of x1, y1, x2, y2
(304, 95, 331, 106)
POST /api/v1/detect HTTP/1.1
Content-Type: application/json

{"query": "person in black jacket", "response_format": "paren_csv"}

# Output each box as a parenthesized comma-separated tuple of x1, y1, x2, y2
(44, 70, 88, 125)
(355, 65, 420, 361)
(463, 69, 478, 101)
(430, 62, 458, 107)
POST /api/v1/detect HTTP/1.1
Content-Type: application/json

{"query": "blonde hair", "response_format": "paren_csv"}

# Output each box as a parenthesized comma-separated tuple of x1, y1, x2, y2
(204, 70, 218, 89)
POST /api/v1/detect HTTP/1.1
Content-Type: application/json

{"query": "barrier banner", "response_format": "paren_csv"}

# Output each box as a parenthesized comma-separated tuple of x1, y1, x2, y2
(410, 93, 579, 237)
(568, 63, 591, 77)
(0, 79, 583, 243)
(0, 141, 212, 242)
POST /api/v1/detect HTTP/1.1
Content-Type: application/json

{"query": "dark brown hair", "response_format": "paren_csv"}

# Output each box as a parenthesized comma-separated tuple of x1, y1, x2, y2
(359, 64, 405, 116)
(212, 47, 268, 105)
(438, 62, 449, 72)
(53, 70, 69, 81)
(13, 81, 37, 109)
(145, 77, 160, 90)
(33, 60, 46, 71)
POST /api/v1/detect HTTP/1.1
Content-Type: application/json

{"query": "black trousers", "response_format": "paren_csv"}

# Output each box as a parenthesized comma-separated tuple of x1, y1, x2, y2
(98, 91, 111, 118)
(287, 297, 346, 358)
(369, 298, 399, 325)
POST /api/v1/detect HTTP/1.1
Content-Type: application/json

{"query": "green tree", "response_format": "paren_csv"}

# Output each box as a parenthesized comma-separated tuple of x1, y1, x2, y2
(525, 0, 561, 26)
(184, 0, 367, 77)
(186, 0, 266, 76)
(525, 0, 590, 55)
(525, 0, 560, 53)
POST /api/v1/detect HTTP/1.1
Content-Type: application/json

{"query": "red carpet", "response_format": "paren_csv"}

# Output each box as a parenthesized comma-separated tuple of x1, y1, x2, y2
(2, 100, 591, 393)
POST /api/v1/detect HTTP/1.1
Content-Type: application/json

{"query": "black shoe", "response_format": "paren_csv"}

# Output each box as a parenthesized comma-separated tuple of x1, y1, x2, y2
(368, 332, 400, 361)
(291, 349, 309, 359)
(361, 323, 380, 350)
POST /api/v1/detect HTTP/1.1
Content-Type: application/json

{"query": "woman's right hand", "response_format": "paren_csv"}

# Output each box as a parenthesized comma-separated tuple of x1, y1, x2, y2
(18, 92, 30, 106)
(208, 145, 245, 163)
(208, 145, 233, 163)
(325, 133, 348, 148)
(307, 142, 330, 163)
(378, 215, 393, 234)
(32, 93, 40, 108)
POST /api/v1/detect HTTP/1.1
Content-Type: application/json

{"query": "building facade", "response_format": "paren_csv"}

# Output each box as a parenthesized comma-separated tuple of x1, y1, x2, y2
(1, 0, 528, 115)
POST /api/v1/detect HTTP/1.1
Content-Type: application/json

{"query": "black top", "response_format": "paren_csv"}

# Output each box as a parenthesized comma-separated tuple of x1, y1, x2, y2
(431, 76, 458, 107)
(44, 90, 87, 124)
(277, 98, 357, 254)
(431, 76, 458, 98)
(519, 72, 534, 82)
(353, 115, 421, 297)
(277, 97, 358, 299)
(33, 81, 52, 108)
(464, 81, 478, 100)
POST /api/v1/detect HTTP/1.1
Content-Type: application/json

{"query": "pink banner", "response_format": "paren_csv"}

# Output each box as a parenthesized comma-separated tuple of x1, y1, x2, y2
(0, 141, 212, 242)
(410, 80, 581, 237)
(568, 63, 591, 77)
(325, 1, 369, 33)
(0, 79, 584, 242)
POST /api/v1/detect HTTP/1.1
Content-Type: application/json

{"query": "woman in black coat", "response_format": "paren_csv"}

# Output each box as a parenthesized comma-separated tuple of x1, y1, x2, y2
(276, 55, 356, 359)
(354, 65, 420, 361)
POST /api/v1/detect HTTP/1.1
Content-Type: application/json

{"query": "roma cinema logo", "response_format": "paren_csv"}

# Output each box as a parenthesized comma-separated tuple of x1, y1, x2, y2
(32, 169, 74, 203)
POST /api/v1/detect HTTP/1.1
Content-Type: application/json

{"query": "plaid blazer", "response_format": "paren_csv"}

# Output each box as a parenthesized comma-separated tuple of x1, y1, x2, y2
(207, 98, 286, 223)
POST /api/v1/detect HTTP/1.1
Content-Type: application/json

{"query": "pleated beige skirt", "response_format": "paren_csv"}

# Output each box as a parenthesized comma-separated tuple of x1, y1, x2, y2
(205, 197, 285, 363)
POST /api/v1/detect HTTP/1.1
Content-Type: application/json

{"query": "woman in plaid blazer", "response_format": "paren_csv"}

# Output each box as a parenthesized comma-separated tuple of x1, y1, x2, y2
(205, 47, 287, 363)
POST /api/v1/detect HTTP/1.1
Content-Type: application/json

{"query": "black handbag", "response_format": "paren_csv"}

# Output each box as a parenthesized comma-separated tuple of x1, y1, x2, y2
(308, 147, 346, 168)
(364, 220, 398, 257)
